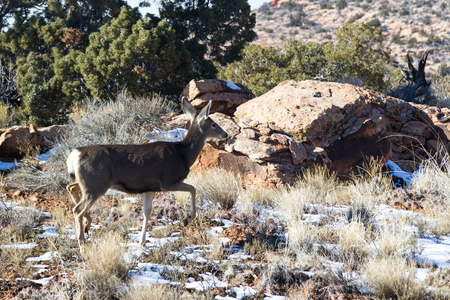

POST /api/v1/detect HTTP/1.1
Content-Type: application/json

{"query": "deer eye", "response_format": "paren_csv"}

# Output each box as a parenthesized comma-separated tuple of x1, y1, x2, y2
(211, 123, 217, 128)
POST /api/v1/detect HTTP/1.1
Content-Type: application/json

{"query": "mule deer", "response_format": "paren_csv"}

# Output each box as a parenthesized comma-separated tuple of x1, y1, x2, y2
(66, 98, 228, 247)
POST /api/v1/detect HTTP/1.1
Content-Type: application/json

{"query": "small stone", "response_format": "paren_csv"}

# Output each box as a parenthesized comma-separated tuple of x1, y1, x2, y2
(13, 190, 23, 197)
(271, 133, 290, 145)
(241, 128, 257, 140)
(30, 193, 40, 202)
(289, 140, 307, 165)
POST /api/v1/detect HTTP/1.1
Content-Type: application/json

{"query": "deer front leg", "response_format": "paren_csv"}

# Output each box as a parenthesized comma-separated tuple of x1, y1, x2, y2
(140, 191, 155, 246)
(162, 182, 196, 226)
(184, 186, 196, 226)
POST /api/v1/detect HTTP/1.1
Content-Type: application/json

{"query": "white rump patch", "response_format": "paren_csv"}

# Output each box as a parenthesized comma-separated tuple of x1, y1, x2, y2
(66, 149, 81, 175)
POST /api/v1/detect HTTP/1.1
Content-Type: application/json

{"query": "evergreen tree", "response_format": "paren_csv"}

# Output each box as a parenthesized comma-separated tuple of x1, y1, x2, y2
(326, 21, 390, 91)
(159, 0, 256, 78)
(75, 6, 191, 100)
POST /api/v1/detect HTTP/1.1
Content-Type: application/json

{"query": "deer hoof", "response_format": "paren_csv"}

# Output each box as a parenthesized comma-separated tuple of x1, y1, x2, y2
(182, 215, 192, 226)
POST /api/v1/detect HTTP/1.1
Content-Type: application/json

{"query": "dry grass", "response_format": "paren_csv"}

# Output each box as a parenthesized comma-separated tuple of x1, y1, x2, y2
(409, 149, 450, 199)
(80, 231, 130, 277)
(237, 185, 278, 213)
(419, 203, 450, 240)
(0, 243, 33, 280)
(294, 165, 342, 206)
(335, 221, 369, 264)
(363, 256, 426, 299)
(372, 219, 418, 259)
(348, 157, 393, 206)
(195, 168, 242, 210)
(409, 150, 450, 238)
(125, 284, 178, 300)
(0, 201, 44, 241)
(71, 231, 131, 299)
(275, 186, 315, 252)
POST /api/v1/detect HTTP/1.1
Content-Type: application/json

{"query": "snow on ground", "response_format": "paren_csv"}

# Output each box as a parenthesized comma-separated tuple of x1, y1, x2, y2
(26, 251, 58, 262)
(0, 242, 38, 250)
(0, 149, 54, 171)
(2, 190, 450, 298)
(417, 237, 450, 268)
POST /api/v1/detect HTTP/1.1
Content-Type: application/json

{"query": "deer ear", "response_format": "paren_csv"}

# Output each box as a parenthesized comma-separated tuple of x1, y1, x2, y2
(181, 97, 197, 121)
(198, 101, 211, 120)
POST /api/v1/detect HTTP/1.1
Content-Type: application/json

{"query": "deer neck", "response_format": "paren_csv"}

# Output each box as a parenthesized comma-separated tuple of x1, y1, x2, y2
(180, 125, 206, 167)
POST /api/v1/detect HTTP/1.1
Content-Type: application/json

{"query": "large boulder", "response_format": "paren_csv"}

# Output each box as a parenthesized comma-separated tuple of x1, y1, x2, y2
(181, 79, 255, 116)
(0, 125, 68, 161)
(192, 80, 448, 187)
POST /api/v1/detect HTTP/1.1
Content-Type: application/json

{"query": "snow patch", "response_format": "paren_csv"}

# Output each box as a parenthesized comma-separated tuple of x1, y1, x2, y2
(26, 251, 58, 262)
(226, 81, 242, 91)
(416, 237, 450, 268)
(0, 242, 37, 250)
(185, 273, 228, 291)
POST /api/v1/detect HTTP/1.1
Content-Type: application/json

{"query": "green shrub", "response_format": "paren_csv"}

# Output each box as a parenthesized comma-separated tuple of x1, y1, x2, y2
(219, 22, 389, 95)
(366, 18, 381, 27)
(399, 9, 410, 16)
(407, 37, 418, 48)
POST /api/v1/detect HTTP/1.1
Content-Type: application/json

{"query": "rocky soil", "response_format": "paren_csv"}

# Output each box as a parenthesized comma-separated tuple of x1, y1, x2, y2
(253, 0, 449, 75)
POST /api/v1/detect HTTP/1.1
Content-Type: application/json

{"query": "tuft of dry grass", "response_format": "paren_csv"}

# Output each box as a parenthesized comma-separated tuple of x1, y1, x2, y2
(348, 157, 393, 205)
(410, 155, 450, 200)
(363, 256, 426, 299)
(237, 185, 278, 213)
(72, 231, 131, 299)
(335, 220, 369, 264)
(195, 168, 242, 210)
(294, 165, 342, 206)
(373, 219, 418, 259)
(0, 201, 44, 241)
(408, 149, 450, 238)
(275, 185, 316, 252)
(0, 243, 33, 280)
(80, 231, 130, 278)
(124, 284, 178, 300)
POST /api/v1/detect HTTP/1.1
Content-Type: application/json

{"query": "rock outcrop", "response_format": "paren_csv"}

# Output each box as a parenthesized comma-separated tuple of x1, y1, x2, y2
(181, 79, 255, 116)
(192, 80, 449, 187)
(0, 125, 68, 161)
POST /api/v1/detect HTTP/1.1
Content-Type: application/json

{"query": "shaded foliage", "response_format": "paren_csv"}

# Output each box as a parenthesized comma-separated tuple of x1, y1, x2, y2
(0, 0, 256, 125)
(159, 0, 256, 78)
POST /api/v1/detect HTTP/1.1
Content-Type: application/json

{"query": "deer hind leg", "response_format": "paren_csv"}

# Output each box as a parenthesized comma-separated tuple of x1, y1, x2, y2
(140, 191, 155, 246)
(72, 191, 102, 247)
(67, 183, 92, 236)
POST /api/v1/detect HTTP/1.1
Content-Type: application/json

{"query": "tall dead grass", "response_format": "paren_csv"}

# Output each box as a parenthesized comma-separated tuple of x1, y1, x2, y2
(363, 256, 426, 299)
(409, 149, 450, 237)
(195, 168, 242, 210)
(71, 231, 131, 299)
